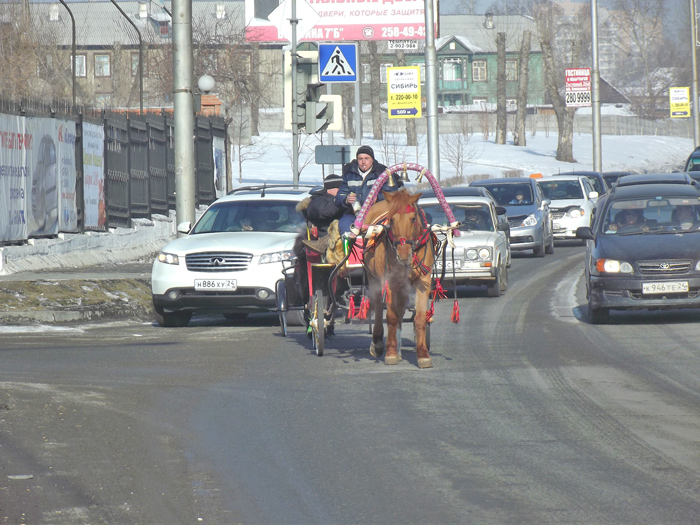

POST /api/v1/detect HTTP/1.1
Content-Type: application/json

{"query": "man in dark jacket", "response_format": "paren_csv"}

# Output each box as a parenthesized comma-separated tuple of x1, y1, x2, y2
(302, 174, 349, 234)
(335, 145, 401, 233)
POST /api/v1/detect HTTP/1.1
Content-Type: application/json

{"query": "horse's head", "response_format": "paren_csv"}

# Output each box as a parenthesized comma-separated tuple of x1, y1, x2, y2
(384, 189, 424, 265)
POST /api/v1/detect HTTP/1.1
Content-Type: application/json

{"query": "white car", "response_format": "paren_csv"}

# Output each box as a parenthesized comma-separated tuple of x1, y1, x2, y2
(421, 194, 511, 297)
(538, 175, 598, 242)
(151, 185, 312, 326)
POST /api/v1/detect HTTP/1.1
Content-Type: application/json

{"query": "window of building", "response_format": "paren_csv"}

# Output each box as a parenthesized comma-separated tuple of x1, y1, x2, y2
(380, 63, 393, 84)
(472, 97, 487, 109)
(362, 63, 370, 83)
(95, 54, 111, 77)
(472, 60, 487, 82)
(73, 54, 87, 77)
(443, 58, 462, 81)
(131, 52, 148, 77)
(506, 60, 518, 81)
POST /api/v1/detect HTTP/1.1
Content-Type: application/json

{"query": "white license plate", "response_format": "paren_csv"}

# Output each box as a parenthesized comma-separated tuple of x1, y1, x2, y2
(642, 281, 688, 294)
(194, 279, 237, 291)
(435, 260, 461, 270)
(553, 222, 561, 229)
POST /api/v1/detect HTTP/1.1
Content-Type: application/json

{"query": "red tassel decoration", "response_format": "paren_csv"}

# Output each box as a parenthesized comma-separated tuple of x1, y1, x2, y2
(434, 278, 447, 300)
(426, 300, 435, 323)
(348, 295, 356, 319)
(358, 296, 370, 319)
(451, 299, 460, 323)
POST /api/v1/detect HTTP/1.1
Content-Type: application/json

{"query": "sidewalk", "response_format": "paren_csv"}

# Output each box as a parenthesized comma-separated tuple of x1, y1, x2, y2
(0, 214, 175, 324)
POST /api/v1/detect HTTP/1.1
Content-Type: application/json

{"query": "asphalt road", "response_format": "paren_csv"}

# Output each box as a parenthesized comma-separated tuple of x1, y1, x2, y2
(1, 243, 700, 524)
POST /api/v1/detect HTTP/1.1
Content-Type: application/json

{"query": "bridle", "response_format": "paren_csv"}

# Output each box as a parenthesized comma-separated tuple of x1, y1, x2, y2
(385, 205, 434, 273)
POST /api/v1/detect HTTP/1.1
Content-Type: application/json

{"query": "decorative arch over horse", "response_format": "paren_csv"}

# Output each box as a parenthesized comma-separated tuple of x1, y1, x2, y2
(352, 164, 460, 369)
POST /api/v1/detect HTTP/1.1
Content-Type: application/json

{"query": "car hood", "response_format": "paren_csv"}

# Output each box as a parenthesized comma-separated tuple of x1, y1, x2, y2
(595, 231, 700, 261)
(503, 203, 538, 218)
(451, 230, 500, 247)
(548, 198, 587, 209)
(160, 231, 297, 255)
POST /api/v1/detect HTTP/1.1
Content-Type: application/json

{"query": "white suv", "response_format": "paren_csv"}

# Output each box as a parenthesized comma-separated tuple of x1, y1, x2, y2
(151, 185, 312, 326)
(538, 175, 598, 242)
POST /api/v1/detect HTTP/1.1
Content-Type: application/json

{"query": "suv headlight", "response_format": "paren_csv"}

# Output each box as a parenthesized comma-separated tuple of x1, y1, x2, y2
(259, 250, 295, 264)
(568, 208, 584, 218)
(522, 214, 538, 227)
(157, 252, 180, 265)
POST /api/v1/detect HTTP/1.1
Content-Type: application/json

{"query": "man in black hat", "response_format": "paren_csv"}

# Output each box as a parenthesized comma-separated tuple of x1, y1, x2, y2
(335, 145, 402, 233)
(297, 174, 350, 235)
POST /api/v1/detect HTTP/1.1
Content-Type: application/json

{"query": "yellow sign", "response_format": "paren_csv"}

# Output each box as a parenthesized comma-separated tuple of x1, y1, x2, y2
(387, 66, 421, 119)
(670, 87, 690, 118)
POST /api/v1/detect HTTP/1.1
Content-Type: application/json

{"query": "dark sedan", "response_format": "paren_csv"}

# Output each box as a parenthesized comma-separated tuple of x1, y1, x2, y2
(576, 182, 700, 323)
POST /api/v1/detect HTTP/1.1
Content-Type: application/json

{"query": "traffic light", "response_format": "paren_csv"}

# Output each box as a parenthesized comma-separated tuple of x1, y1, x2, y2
(304, 82, 334, 133)
(295, 59, 315, 131)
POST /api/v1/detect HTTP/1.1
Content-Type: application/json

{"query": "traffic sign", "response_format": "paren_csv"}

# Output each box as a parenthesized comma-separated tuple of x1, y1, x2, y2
(565, 67, 591, 108)
(387, 66, 421, 119)
(319, 43, 357, 83)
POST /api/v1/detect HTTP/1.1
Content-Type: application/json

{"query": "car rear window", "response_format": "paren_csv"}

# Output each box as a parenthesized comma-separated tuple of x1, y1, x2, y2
(192, 200, 306, 234)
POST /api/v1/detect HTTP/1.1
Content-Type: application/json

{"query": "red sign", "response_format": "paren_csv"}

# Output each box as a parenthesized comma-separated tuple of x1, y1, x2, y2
(245, 0, 435, 42)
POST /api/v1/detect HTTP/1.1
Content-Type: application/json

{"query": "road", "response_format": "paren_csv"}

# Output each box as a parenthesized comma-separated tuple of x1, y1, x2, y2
(1, 243, 700, 524)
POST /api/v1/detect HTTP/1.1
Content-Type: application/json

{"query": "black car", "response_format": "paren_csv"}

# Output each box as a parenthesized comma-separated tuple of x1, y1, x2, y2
(616, 172, 698, 187)
(602, 171, 634, 188)
(576, 182, 700, 323)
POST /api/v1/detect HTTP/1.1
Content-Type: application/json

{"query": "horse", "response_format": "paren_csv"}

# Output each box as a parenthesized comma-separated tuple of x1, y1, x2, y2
(362, 188, 436, 368)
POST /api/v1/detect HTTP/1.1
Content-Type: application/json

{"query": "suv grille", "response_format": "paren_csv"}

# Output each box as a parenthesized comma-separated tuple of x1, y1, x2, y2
(186, 251, 253, 272)
(550, 211, 565, 220)
(638, 259, 691, 275)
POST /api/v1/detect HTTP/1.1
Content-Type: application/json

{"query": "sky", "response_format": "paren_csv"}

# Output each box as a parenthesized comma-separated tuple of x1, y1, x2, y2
(233, 126, 696, 188)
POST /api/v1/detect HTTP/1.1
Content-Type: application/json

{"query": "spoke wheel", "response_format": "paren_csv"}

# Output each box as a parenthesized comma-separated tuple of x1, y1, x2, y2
(311, 289, 325, 356)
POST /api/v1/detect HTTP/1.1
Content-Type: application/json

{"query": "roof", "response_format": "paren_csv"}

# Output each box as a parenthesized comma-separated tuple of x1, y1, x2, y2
(611, 182, 700, 199)
(438, 14, 539, 53)
(615, 173, 696, 188)
(471, 177, 536, 185)
(23, 1, 244, 47)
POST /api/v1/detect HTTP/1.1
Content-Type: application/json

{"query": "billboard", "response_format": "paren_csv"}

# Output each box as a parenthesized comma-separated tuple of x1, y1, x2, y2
(0, 114, 29, 243)
(245, 0, 436, 42)
(83, 122, 106, 229)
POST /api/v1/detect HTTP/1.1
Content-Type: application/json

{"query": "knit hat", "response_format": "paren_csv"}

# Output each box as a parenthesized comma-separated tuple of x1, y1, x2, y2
(356, 145, 375, 160)
(323, 173, 343, 190)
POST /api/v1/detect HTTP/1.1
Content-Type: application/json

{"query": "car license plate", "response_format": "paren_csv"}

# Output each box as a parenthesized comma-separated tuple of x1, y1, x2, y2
(435, 260, 461, 270)
(553, 221, 561, 229)
(194, 279, 237, 291)
(642, 281, 688, 294)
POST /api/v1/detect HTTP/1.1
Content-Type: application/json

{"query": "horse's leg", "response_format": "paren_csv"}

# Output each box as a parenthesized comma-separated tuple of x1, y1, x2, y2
(384, 277, 407, 365)
(368, 275, 385, 358)
(413, 278, 433, 369)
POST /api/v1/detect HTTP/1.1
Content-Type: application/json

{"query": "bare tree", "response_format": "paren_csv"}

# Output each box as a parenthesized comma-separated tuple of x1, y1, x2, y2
(514, 30, 531, 146)
(496, 32, 507, 144)
(368, 41, 383, 140)
(342, 83, 355, 140)
(440, 114, 480, 180)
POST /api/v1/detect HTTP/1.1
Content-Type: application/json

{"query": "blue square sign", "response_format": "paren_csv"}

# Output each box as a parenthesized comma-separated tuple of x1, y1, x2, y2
(319, 43, 358, 83)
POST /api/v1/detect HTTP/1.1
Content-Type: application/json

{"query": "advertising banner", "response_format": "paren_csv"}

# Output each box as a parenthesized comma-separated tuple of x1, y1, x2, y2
(669, 87, 690, 118)
(0, 114, 29, 243)
(565, 68, 591, 108)
(25, 118, 59, 237)
(83, 122, 106, 229)
(213, 135, 227, 199)
(387, 66, 421, 119)
(56, 119, 78, 233)
(245, 0, 436, 43)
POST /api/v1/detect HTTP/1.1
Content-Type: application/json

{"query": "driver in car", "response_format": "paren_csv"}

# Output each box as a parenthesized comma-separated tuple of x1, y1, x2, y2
(609, 208, 649, 232)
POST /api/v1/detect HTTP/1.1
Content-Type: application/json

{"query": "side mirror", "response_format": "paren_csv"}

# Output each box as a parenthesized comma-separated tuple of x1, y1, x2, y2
(576, 226, 594, 240)
(589, 191, 599, 200)
(541, 198, 551, 209)
(495, 205, 507, 216)
(177, 221, 192, 234)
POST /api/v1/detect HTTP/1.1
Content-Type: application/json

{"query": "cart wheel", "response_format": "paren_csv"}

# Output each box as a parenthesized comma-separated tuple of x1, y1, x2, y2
(275, 279, 288, 337)
(311, 289, 325, 356)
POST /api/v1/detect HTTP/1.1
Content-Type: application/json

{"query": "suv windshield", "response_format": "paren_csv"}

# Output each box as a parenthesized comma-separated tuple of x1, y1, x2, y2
(478, 184, 533, 206)
(602, 198, 700, 234)
(539, 180, 583, 200)
(192, 200, 306, 234)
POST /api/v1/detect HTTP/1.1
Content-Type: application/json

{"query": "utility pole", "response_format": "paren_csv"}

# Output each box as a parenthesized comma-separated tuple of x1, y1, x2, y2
(690, 0, 700, 148)
(424, 0, 439, 180)
(291, 0, 300, 187)
(591, 0, 602, 171)
(172, 0, 196, 233)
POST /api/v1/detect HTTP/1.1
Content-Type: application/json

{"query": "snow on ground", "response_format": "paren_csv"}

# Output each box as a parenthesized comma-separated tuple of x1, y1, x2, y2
(233, 131, 695, 187)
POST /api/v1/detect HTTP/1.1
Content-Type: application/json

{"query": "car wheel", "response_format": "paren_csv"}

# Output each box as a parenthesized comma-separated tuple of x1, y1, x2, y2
(154, 303, 192, 327)
(487, 267, 502, 297)
(589, 303, 609, 324)
(532, 236, 545, 257)
(545, 232, 554, 254)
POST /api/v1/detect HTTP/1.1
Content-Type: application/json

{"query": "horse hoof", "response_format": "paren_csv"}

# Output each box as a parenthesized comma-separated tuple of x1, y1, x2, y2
(417, 357, 433, 369)
(370, 341, 385, 358)
(385, 355, 400, 365)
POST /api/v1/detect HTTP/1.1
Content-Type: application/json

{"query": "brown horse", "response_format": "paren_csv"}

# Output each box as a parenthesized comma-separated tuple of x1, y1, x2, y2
(363, 189, 436, 368)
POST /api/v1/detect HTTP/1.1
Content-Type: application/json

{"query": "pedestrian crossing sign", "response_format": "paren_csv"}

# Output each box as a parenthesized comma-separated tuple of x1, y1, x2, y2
(319, 43, 358, 83)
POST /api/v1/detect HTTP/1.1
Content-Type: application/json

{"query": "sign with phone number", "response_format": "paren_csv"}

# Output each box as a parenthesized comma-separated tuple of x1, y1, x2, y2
(565, 67, 591, 108)
(387, 66, 422, 119)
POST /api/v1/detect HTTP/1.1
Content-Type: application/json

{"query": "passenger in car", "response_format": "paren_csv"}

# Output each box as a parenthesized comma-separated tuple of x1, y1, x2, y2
(671, 205, 699, 230)
(610, 208, 649, 232)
